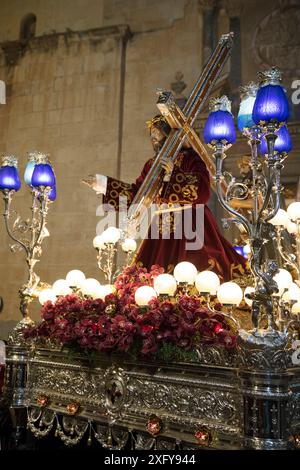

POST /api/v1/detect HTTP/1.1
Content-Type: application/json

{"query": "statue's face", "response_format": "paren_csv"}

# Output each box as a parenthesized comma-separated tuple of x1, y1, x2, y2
(150, 126, 166, 153)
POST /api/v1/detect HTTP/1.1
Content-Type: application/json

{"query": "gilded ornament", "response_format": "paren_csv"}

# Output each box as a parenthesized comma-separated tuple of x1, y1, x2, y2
(66, 402, 80, 415)
(37, 394, 49, 407)
(146, 415, 163, 436)
(194, 427, 212, 446)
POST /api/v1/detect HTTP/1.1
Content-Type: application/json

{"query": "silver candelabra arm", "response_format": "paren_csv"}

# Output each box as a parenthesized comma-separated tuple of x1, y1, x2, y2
(201, 292, 240, 330)
(96, 243, 118, 284)
(214, 150, 252, 236)
(3, 191, 29, 254)
(274, 226, 299, 276)
(223, 171, 250, 203)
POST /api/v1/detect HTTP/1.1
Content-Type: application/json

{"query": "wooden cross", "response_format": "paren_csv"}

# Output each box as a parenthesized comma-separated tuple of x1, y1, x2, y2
(156, 88, 228, 195)
(128, 33, 233, 224)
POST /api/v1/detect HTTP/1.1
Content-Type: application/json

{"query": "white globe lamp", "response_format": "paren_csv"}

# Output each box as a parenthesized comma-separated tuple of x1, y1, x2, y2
(292, 301, 300, 315)
(287, 202, 300, 221)
(154, 274, 177, 296)
(93, 235, 105, 250)
(66, 270, 86, 288)
(38, 288, 56, 305)
(135, 286, 157, 306)
(217, 282, 243, 306)
(52, 279, 72, 296)
(81, 278, 101, 297)
(173, 262, 197, 284)
(121, 238, 137, 253)
(195, 271, 220, 295)
(102, 227, 121, 244)
(269, 209, 289, 227)
(94, 284, 115, 300)
(282, 282, 300, 302)
(273, 268, 293, 296)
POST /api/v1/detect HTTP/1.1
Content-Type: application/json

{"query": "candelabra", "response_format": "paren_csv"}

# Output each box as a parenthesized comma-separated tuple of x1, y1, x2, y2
(0, 152, 56, 333)
(203, 67, 297, 340)
(93, 228, 137, 283)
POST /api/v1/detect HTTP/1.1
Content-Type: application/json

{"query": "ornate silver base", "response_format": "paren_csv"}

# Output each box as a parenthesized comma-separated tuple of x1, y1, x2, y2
(10, 339, 298, 450)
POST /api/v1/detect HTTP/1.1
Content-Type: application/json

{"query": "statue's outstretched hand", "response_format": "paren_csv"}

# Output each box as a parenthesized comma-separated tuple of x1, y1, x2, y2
(82, 174, 107, 195)
(82, 175, 96, 189)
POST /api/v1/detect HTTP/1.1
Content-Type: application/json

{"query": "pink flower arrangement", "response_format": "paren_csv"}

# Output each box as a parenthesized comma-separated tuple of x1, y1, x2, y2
(24, 265, 237, 357)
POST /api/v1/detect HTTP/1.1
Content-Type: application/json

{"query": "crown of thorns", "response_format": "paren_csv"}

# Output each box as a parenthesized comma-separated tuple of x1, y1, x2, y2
(146, 115, 167, 128)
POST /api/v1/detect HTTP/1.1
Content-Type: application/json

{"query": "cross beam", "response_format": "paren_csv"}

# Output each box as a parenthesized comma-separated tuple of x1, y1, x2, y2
(156, 90, 228, 194)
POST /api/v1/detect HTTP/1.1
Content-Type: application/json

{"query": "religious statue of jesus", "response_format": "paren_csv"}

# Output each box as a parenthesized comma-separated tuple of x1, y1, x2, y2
(83, 115, 247, 281)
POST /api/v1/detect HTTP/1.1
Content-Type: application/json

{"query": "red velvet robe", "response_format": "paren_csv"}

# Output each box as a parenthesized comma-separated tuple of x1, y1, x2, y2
(104, 148, 247, 281)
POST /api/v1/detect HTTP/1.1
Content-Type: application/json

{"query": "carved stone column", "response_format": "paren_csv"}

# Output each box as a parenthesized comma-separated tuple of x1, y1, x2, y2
(199, 0, 218, 64)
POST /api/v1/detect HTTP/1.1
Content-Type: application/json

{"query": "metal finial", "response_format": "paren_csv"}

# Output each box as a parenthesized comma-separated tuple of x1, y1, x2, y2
(33, 152, 49, 164)
(27, 151, 45, 162)
(257, 67, 282, 86)
(239, 81, 258, 99)
(209, 95, 232, 113)
(219, 32, 234, 46)
(2, 155, 18, 167)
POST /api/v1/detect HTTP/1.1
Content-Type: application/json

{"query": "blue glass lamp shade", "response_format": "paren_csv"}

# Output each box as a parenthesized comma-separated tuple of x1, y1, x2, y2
(24, 160, 36, 185)
(0, 165, 21, 191)
(252, 85, 290, 125)
(234, 246, 247, 259)
(259, 125, 292, 155)
(31, 163, 55, 188)
(237, 96, 256, 131)
(48, 185, 56, 201)
(204, 110, 236, 145)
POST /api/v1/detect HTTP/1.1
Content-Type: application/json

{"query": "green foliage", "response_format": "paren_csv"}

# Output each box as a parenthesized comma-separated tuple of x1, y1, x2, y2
(157, 342, 199, 363)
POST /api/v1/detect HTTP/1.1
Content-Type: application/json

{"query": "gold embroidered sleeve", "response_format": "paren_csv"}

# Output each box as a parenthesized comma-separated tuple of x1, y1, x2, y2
(103, 177, 134, 210)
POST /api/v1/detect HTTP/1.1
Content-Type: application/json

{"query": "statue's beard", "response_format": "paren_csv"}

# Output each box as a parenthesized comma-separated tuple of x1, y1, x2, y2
(152, 140, 165, 154)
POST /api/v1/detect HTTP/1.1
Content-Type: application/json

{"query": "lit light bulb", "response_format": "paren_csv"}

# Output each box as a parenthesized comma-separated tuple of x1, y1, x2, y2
(282, 282, 300, 302)
(273, 268, 293, 296)
(287, 202, 300, 221)
(217, 282, 243, 306)
(93, 235, 105, 250)
(286, 220, 298, 235)
(134, 286, 157, 306)
(269, 209, 289, 227)
(81, 278, 101, 297)
(38, 288, 56, 305)
(52, 279, 72, 296)
(102, 227, 121, 244)
(66, 270, 86, 288)
(153, 274, 177, 296)
(121, 238, 137, 253)
(244, 286, 255, 306)
(292, 301, 300, 314)
(195, 271, 220, 295)
(94, 284, 115, 300)
(173, 262, 197, 284)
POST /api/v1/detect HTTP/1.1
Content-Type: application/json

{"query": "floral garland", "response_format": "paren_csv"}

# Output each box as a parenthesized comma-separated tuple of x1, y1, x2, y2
(24, 265, 237, 359)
